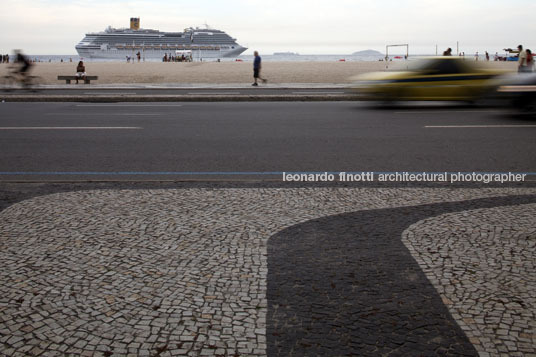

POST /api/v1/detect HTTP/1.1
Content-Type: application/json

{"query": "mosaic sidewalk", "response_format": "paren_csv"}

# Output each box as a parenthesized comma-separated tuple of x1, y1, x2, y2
(0, 188, 534, 356)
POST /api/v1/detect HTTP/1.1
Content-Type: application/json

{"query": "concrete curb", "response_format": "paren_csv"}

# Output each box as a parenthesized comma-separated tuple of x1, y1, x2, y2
(0, 94, 359, 102)
(15, 83, 351, 90)
(1, 83, 350, 90)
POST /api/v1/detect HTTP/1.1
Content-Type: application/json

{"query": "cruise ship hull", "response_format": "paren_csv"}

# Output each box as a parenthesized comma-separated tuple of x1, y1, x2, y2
(76, 46, 247, 60)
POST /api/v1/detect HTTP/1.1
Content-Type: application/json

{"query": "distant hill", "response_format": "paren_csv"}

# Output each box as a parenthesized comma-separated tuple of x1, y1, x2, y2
(352, 49, 383, 56)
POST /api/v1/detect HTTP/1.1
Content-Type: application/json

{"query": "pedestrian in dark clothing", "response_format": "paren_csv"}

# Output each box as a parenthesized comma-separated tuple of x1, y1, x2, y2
(15, 51, 32, 79)
(75, 61, 86, 84)
(252, 51, 267, 86)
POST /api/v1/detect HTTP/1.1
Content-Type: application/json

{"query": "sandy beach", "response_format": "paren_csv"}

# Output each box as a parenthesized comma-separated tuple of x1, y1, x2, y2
(0, 61, 518, 85)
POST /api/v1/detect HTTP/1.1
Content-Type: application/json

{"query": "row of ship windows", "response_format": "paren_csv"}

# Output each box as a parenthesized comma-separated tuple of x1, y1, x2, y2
(84, 41, 238, 45)
(76, 45, 235, 50)
(82, 40, 236, 44)
(84, 35, 234, 40)
(111, 45, 234, 49)
(107, 47, 231, 50)
(84, 37, 236, 40)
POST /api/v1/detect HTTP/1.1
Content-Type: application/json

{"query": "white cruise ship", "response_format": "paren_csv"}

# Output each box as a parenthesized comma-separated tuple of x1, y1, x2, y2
(75, 18, 247, 60)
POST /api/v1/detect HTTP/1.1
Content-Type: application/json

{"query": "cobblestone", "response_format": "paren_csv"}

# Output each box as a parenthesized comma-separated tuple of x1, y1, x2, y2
(403, 203, 536, 356)
(0, 188, 534, 355)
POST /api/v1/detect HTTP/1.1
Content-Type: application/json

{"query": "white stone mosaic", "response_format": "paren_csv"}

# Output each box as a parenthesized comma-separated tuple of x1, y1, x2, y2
(403, 204, 536, 357)
(0, 188, 534, 356)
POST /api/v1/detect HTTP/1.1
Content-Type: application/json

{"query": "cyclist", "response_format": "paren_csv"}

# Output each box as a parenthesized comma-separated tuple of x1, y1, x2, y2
(14, 50, 33, 84)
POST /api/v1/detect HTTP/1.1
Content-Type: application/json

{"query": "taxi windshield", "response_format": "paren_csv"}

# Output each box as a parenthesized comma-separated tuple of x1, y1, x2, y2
(409, 58, 474, 74)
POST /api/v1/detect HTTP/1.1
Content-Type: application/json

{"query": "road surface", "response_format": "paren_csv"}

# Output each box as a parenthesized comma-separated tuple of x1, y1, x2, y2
(0, 101, 534, 181)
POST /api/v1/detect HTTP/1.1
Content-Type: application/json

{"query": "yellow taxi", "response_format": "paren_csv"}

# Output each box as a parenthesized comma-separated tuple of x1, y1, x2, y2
(351, 57, 508, 102)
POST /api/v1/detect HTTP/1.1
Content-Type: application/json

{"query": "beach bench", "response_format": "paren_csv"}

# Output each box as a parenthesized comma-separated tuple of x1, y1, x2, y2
(57, 75, 98, 84)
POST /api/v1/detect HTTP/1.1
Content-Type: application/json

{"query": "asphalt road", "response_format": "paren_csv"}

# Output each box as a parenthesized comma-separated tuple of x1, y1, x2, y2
(0, 101, 534, 181)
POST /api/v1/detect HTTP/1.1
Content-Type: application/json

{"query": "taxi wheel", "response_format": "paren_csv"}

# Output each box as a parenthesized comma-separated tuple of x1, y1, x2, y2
(520, 97, 536, 116)
(380, 100, 398, 108)
(513, 94, 536, 117)
(470, 87, 496, 107)
(380, 92, 399, 106)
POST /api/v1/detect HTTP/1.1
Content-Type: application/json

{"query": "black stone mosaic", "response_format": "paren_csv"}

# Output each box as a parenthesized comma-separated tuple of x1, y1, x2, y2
(267, 195, 536, 356)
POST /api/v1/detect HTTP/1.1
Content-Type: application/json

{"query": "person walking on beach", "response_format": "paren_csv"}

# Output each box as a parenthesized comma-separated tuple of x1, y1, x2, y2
(442, 48, 452, 56)
(517, 45, 529, 72)
(252, 51, 267, 86)
(526, 49, 534, 72)
(485, 51, 489, 61)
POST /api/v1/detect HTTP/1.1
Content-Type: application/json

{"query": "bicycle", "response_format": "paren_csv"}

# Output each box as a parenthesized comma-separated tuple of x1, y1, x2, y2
(1, 66, 44, 92)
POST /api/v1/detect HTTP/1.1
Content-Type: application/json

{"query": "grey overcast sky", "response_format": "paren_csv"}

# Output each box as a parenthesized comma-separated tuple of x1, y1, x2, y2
(0, 0, 535, 55)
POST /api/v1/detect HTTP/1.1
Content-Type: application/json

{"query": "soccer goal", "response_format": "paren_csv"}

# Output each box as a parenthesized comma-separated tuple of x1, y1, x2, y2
(385, 44, 409, 68)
